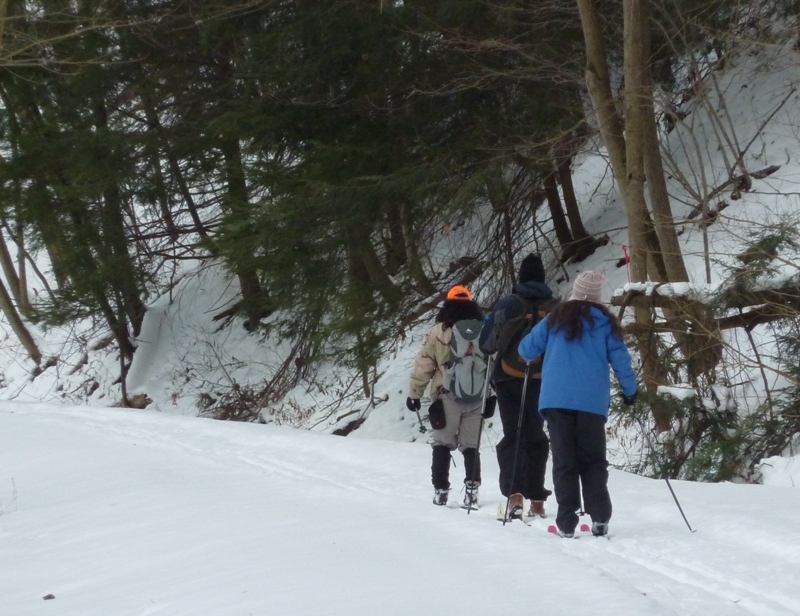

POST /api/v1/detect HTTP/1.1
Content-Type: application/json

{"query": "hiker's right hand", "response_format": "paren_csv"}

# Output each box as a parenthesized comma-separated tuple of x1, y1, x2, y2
(621, 391, 638, 406)
(406, 397, 421, 412)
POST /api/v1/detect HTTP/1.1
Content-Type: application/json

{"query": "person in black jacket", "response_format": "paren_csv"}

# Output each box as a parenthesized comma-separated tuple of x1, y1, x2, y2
(479, 254, 554, 518)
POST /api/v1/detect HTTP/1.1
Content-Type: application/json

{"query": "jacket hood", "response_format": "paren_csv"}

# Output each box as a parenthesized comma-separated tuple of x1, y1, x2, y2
(512, 280, 554, 300)
(585, 305, 610, 328)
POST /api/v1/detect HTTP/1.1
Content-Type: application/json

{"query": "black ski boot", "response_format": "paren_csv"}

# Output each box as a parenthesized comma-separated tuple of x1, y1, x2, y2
(461, 448, 481, 509)
(431, 445, 451, 506)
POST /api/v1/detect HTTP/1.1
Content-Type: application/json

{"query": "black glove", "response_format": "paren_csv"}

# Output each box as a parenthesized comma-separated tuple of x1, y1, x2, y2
(406, 397, 421, 412)
(482, 395, 497, 419)
(621, 391, 638, 406)
(428, 399, 446, 430)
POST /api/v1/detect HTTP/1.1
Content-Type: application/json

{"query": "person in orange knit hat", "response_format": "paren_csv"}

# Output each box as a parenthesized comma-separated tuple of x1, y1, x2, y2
(407, 285, 487, 507)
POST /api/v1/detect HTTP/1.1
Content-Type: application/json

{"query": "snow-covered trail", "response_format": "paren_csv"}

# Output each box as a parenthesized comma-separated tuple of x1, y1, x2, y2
(1, 403, 799, 616)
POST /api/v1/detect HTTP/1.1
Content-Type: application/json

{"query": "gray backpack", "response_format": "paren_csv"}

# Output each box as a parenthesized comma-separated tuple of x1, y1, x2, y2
(445, 319, 488, 402)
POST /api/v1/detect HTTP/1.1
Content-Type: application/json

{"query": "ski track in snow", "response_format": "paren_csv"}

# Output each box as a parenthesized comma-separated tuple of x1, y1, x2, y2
(558, 533, 799, 616)
(4, 405, 800, 616)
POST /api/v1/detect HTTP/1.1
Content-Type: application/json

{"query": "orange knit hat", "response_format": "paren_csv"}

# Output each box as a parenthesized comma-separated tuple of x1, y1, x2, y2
(446, 285, 473, 301)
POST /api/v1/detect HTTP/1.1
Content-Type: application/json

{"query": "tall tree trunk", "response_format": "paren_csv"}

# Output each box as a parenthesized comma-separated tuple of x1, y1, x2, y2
(166, 151, 208, 238)
(642, 4, 722, 388)
(63, 193, 138, 360)
(0, 277, 41, 365)
(641, 3, 688, 284)
(0, 85, 32, 314)
(401, 204, 437, 296)
(351, 225, 401, 305)
(146, 137, 178, 244)
(623, 0, 650, 284)
(93, 100, 146, 338)
(14, 222, 31, 315)
(3, 219, 56, 303)
(577, 0, 648, 272)
(30, 181, 70, 290)
(383, 204, 406, 275)
(556, 156, 591, 242)
(140, 91, 181, 243)
(100, 182, 146, 338)
(219, 136, 269, 329)
(543, 170, 574, 252)
(623, 0, 671, 430)
(0, 55, 39, 362)
(0, 230, 21, 305)
(0, 0, 8, 42)
(576, 0, 628, 186)
(556, 153, 600, 262)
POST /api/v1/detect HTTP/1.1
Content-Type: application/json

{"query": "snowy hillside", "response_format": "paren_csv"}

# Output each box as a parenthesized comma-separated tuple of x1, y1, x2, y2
(2, 403, 800, 616)
(1, 34, 800, 481)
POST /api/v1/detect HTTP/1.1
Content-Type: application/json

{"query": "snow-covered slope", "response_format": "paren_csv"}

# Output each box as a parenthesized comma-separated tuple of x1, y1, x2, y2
(2, 402, 799, 616)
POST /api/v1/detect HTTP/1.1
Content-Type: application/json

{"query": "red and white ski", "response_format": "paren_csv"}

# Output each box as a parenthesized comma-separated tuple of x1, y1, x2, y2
(547, 523, 591, 537)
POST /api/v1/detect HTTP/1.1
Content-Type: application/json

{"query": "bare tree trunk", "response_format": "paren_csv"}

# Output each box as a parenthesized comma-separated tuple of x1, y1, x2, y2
(575, 0, 724, 431)
(624, 0, 673, 431)
(543, 170, 574, 252)
(383, 204, 406, 275)
(0, 277, 41, 365)
(557, 156, 591, 242)
(623, 0, 650, 284)
(641, 3, 721, 386)
(556, 153, 601, 262)
(219, 136, 269, 329)
(351, 225, 401, 305)
(400, 204, 437, 296)
(641, 1, 688, 283)
(576, 0, 628, 186)
(577, 0, 648, 274)
(0, 0, 8, 42)
(140, 91, 179, 243)
(31, 182, 70, 289)
(0, 230, 21, 305)
(644, 216, 668, 282)
(166, 152, 209, 238)
(14, 223, 30, 315)
(93, 100, 146, 339)
(3, 220, 56, 303)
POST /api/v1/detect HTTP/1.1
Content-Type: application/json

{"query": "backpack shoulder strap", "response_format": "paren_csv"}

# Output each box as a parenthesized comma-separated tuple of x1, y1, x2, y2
(512, 293, 550, 317)
(509, 293, 533, 315)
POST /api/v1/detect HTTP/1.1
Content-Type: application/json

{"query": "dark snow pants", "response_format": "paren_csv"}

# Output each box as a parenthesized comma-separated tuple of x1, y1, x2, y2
(543, 408, 612, 534)
(495, 378, 551, 501)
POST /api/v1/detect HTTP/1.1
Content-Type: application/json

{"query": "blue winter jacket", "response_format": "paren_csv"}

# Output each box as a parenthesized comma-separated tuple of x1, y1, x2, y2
(518, 305, 637, 417)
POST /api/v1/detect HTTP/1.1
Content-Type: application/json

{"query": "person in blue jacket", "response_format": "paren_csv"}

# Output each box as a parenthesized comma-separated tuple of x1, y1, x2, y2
(518, 270, 637, 538)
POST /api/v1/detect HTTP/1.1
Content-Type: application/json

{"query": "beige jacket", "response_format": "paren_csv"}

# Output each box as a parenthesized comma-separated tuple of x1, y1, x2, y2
(408, 322, 452, 401)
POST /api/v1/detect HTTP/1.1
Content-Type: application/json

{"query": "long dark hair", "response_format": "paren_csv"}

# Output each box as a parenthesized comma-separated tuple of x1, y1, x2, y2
(436, 299, 483, 329)
(546, 300, 624, 341)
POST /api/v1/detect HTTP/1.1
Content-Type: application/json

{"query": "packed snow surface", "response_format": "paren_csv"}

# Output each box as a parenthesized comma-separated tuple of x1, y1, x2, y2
(2, 403, 799, 616)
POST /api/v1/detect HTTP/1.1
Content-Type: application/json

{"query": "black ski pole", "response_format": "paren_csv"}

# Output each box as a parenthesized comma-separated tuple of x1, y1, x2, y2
(503, 361, 531, 526)
(664, 476, 695, 532)
(468, 356, 494, 515)
(415, 409, 426, 434)
(638, 416, 695, 532)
